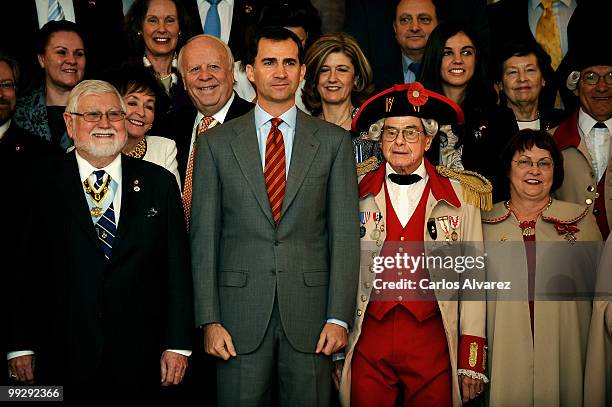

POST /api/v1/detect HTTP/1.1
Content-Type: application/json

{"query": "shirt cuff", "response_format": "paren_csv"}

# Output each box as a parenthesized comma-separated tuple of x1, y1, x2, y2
(332, 352, 346, 362)
(326, 319, 348, 331)
(7, 351, 34, 360)
(166, 349, 192, 357)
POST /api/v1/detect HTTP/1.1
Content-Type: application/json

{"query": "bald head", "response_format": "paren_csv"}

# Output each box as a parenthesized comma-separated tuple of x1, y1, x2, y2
(179, 35, 235, 115)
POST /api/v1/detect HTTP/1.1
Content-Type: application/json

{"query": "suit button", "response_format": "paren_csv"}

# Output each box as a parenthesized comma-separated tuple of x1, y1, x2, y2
(398, 247, 404, 252)
(397, 295, 403, 301)
(397, 271, 403, 276)
(400, 236, 405, 241)
(361, 295, 367, 302)
(587, 185, 596, 192)
(593, 208, 600, 215)
(357, 309, 363, 316)
(595, 192, 600, 198)
(371, 251, 377, 258)
(274, 241, 280, 246)
(364, 282, 370, 289)
(585, 198, 593, 205)
(369, 265, 374, 273)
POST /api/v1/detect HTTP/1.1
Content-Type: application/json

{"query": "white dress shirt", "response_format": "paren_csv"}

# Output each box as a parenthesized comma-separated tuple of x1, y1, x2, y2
(254, 103, 296, 175)
(188, 92, 235, 161)
(578, 108, 612, 182)
(197, 0, 234, 44)
(385, 160, 429, 227)
(0, 119, 11, 141)
(35, 0, 76, 27)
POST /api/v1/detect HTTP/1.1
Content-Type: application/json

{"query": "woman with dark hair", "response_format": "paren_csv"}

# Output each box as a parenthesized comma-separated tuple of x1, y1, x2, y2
(482, 129, 601, 406)
(302, 33, 377, 164)
(14, 20, 86, 151)
(233, 0, 322, 110)
(419, 20, 518, 202)
(124, 0, 195, 113)
(107, 64, 181, 187)
(496, 41, 566, 131)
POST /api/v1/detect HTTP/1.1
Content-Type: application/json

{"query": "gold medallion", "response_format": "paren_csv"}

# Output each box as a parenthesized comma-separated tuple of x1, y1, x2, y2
(371, 229, 381, 240)
(91, 207, 104, 217)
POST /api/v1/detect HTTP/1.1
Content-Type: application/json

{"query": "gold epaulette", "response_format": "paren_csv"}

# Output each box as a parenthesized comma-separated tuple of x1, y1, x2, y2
(356, 156, 380, 177)
(436, 166, 493, 211)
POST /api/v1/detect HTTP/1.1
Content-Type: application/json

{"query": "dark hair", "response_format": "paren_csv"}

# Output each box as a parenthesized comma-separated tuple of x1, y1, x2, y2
(36, 20, 85, 55)
(256, 0, 322, 51)
(418, 19, 496, 110)
(104, 63, 164, 100)
(245, 26, 305, 66)
(0, 51, 20, 86)
(124, 0, 194, 57)
(302, 33, 374, 116)
(501, 129, 564, 193)
(495, 40, 553, 107)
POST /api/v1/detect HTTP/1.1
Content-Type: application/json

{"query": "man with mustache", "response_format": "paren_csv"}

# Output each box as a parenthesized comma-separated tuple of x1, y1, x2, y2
(7, 80, 194, 400)
(190, 26, 359, 405)
(554, 46, 612, 239)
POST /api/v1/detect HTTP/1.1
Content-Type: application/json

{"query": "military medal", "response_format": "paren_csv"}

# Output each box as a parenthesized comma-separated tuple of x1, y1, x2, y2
(449, 216, 460, 241)
(359, 212, 371, 238)
(371, 212, 383, 241)
(427, 218, 437, 240)
(91, 207, 103, 217)
(437, 216, 451, 241)
(371, 229, 381, 240)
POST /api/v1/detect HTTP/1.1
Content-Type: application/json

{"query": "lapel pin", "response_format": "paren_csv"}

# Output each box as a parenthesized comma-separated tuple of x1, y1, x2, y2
(133, 179, 140, 192)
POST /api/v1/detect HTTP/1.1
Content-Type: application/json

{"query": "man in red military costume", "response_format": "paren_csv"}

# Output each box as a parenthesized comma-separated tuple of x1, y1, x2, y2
(337, 82, 491, 406)
(554, 45, 612, 240)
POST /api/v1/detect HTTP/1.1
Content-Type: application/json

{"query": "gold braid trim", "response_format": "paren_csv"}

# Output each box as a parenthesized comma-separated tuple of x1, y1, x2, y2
(356, 156, 380, 177)
(127, 138, 147, 159)
(436, 166, 493, 211)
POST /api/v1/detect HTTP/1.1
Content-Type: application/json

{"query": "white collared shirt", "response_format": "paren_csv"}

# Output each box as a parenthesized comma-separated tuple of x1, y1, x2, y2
(0, 119, 11, 141)
(578, 108, 612, 182)
(188, 92, 235, 161)
(385, 160, 429, 227)
(75, 151, 123, 225)
(197, 0, 234, 44)
(35, 0, 76, 27)
(527, 0, 576, 57)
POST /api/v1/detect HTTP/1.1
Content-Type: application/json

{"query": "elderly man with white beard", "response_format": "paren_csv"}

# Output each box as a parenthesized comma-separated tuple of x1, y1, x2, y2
(7, 80, 193, 400)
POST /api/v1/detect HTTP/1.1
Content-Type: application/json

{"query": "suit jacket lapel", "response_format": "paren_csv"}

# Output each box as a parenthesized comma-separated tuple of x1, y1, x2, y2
(110, 156, 137, 255)
(230, 113, 275, 225)
(63, 153, 99, 246)
(281, 112, 320, 219)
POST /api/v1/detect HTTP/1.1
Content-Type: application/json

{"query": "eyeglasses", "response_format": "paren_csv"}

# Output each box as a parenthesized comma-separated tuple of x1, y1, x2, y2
(0, 81, 16, 91)
(70, 111, 126, 122)
(382, 126, 425, 143)
(581, 71, 612, 85)
(512, 158, 554, 170)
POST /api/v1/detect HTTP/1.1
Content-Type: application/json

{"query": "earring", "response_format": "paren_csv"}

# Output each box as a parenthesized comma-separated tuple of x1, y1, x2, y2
(137, 31, 142, 36)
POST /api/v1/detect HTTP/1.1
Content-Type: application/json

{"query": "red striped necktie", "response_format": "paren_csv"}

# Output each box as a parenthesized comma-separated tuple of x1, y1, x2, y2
(264, 118, 286, 224)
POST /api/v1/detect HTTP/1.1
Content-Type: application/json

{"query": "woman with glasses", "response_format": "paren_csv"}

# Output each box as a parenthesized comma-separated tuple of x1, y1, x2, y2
(482, 129, 601, 406)
(14, 21, 86, 152)
(107, 64, 180, 187)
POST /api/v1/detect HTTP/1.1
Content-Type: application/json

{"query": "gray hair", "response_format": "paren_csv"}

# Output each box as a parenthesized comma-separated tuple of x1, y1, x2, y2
(566, 70, 581, 91)
(364, 117, 439, 141)
(177, 34, 235, 77)
(65, 80, 126, 113)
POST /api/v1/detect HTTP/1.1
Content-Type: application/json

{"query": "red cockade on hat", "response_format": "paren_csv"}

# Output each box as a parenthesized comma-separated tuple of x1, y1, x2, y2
(406, 82, 428, 112)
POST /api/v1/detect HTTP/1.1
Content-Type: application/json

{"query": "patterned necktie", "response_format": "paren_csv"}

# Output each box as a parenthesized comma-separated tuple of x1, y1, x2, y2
(91, 170, 117, 260)
(183, 115, 215, 230)
(535, 0, 562, 70)
(203, 0, 221, 38)
(47, 0, 65, 22)
(264, 118, 286, 225)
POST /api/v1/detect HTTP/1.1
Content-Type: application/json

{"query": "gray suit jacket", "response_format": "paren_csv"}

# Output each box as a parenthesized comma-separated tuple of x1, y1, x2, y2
(190, 109, 360, 354)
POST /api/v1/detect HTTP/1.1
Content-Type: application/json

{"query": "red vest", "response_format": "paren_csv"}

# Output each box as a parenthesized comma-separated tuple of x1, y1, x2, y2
(367, 181, 439, 321)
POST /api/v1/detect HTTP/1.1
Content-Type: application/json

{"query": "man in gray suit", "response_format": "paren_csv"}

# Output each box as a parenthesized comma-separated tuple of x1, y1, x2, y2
(190, 26, 360, 406)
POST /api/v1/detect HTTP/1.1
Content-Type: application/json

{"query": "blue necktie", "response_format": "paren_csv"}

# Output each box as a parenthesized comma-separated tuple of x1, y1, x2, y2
(408, 62, 421, 77)
(203, 0, 221, 38)
(92, 170, 117, 260)
(47, 0, 65, 22)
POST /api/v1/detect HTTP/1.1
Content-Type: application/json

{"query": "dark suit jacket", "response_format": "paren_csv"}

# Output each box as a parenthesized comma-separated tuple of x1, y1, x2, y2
(190, 109, 360, 354)
(11, 153, 193, 387)
(179, 0, 261, 61)
(345, 0, 491, 91)
(155, 93, 254, 182)
(0, 123, 55, 384)
(4, 0, 126, 89)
